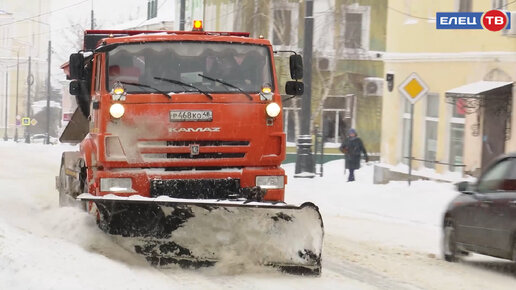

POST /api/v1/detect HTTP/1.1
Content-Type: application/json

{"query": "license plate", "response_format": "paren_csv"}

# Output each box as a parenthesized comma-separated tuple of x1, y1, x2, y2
(169, 110, 213, 122)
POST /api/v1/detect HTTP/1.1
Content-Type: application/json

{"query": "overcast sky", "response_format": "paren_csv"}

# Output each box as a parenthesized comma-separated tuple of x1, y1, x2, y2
(47, 0, 164, 85)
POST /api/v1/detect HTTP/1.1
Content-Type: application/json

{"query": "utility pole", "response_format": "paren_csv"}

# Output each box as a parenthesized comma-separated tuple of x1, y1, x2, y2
(91, 0, 95, 29)
(179, 0, 186, 31)
(3, 72, 7, 141)
(91, 10, 94, 29)
(46, 40, 51, 144)
(294, 0, 315, 177)
(25, 56, 31, 144)
(14, 52, 19, 142)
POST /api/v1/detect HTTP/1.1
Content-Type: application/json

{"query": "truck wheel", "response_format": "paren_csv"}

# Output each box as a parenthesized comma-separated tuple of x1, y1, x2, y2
(58, 163, 86, 211)
(443, 218, 458, 262)
(58, 164, 72, 207)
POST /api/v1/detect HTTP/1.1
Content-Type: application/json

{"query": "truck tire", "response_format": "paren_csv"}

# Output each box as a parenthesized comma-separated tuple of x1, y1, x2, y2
(58, 163, 72, 207)
(58, 163, 86, 210)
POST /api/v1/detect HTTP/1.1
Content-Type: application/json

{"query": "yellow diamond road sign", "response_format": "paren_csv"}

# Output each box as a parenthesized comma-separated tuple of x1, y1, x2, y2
(399, 73, 429, 104)
(21, 117, 30, 126)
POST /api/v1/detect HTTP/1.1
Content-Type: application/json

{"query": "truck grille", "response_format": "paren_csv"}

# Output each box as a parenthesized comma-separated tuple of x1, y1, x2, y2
(165, 153, 245, 159)
(167, 141, 249, 146)
(150, 178, 241, 199)
(138, 140, 249, 161)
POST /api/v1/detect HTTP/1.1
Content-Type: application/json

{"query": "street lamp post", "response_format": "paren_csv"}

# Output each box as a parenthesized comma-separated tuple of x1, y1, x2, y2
(9, 39, 31, 143)
(3, 72, 7, 141)
(25, 56, 31, 144)
(14, 51, 19, 142)
(45, 40, 51, 144)
(294, 0, 315, 177)
(0, 47, 21, 142)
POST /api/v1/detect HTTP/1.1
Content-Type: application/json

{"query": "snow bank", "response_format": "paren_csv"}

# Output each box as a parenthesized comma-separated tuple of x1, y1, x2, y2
(1, 142, 514, 290)
(0, 142, 371, 289)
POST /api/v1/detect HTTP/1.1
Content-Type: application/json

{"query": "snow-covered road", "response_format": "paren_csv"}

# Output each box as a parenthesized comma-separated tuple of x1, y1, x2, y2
(1, 142, 515, 289)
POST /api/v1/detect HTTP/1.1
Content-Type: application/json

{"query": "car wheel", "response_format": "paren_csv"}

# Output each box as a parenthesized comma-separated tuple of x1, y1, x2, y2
(443, 218, 458, 262)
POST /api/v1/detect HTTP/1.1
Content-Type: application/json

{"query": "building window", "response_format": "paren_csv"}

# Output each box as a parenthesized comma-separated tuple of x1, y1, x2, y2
(424, 94, 439, 168)
(344, 13, 362, 49)
(401, 98, 411, 165)
(492, 0, 506, 9)
(321, 96, 353, 144)
(457, 0, 472, 12)
(340, 4, 370, 51)
(147, 0, 158, 20)
(449, 98, 465, 171)
(271, 2, 298, 48)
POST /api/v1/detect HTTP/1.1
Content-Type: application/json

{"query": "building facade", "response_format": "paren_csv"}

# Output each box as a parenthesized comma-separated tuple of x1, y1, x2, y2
(204, 0, 387, 158)
(0, 0, 52, 141)
(377, 0, 516, 181)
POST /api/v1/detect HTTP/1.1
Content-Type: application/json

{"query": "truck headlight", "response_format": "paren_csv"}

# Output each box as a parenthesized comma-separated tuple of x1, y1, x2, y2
(256, 176, 284, 189)
(100, 178, 134, 192)
(266, 102, 281, 118)
(110, 103, 125, 118)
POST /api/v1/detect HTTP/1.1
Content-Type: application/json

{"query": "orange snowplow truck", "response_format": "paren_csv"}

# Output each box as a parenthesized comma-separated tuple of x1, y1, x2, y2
(57, 27, 323, 275)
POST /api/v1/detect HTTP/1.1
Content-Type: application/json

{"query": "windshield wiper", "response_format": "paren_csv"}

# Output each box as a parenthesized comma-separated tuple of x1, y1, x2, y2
(197, 74, 253, 101)
(154, 77, 213, 100)
(119, 81, 171, 99)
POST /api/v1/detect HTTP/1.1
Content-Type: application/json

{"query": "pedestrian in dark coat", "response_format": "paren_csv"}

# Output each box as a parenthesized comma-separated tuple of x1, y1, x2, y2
(339, 129, 368, 182)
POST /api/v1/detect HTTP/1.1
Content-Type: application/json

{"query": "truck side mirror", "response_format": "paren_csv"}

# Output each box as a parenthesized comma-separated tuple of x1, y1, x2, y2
(289, 54, 303, 80)
(69, 53, 84, 80)
(69, 80, 80, 96)
(285, 81, 304, 96)
(70, 80, 90, 117)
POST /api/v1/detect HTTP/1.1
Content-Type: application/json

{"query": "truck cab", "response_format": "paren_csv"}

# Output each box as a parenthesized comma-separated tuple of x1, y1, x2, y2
(60, 29, 304, 204)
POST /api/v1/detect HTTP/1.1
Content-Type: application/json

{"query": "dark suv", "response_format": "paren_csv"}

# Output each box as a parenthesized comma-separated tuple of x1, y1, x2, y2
(443, 154, 516, 263)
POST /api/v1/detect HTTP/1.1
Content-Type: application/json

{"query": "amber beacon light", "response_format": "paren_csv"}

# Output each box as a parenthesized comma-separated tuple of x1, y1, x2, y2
(193, 20, 203, 31)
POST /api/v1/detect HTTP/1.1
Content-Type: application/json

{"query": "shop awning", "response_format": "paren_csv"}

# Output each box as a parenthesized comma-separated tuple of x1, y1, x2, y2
(445, 81, 513, 113)
(446, 81, 513, 98)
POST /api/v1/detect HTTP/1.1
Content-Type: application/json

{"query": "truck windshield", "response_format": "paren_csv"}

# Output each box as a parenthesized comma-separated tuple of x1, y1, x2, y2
(107, 42, 273, 95)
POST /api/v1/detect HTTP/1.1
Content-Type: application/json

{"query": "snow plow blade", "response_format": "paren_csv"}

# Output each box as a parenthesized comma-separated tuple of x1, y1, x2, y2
(78, 194, 324, 275)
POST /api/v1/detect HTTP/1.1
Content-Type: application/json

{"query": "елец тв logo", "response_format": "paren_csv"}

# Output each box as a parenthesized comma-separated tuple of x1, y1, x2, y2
(436, 10, 511, 31)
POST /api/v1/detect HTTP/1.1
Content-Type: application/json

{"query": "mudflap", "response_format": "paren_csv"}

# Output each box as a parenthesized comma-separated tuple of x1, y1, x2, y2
(78, 194, 324, 275)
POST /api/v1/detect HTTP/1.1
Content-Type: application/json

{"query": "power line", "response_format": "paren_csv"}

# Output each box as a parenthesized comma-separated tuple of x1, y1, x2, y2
(387, 6, 435, 21)
(499, 0, 516, 9)
(0, 0, 89, 28)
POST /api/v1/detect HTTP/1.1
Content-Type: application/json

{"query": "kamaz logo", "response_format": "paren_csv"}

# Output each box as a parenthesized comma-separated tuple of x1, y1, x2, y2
(169, 127, 221, 133)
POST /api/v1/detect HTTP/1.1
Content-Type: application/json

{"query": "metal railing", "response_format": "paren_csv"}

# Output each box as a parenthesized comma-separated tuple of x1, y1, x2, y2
(403, 157, 466, 168)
